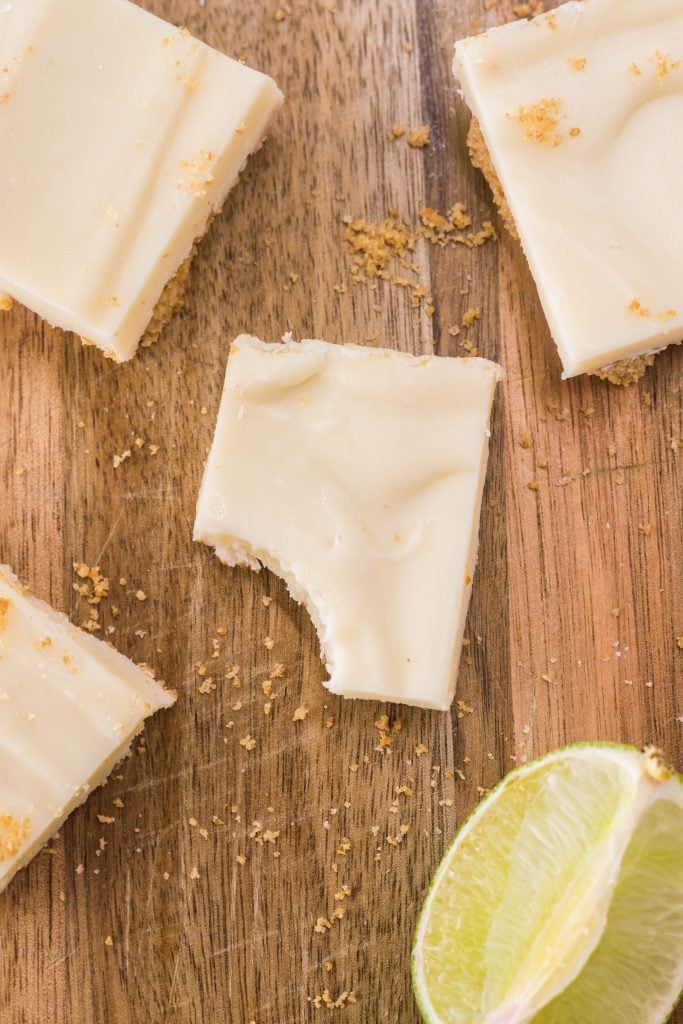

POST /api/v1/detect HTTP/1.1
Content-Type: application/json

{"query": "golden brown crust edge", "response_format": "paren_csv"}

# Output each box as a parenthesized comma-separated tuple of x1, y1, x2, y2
(1, 252, 195, 359)
(141, 243, 197, 348)
(466, 118, 656, 385)
(591, 354, 656, 385)
(467, 119, 519, 242)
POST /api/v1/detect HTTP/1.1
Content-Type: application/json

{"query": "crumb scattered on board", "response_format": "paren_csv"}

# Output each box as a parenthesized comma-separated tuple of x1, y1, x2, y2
(341, 203, 495, 313)
(407, 125, 431, 148)
(512, 0, 544, 16)
(387, 122, 431, 145)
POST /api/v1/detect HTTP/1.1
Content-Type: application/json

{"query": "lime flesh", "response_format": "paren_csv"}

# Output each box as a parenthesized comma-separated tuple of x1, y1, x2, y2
(412, 744, 683, 1024)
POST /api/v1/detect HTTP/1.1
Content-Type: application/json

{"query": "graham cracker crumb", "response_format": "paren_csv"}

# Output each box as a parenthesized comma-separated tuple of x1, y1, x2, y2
(0, 813, 31, 862)
(0, 597, 11, 631)
(72, 563, 110, 633)
(456, 699, 474, 719)
(420, 205, 494, 248)
(310, 989, 357, 1010)
(407, 125, 431, 148)
(652, 50, 680, 84)
(628, 297, 676, 321)
(507, 97, 567, 147)
(374, 714, 402, 751)
(460, 338, 479, 356)
(629, 297, 651, 318)
(342, 202, 494, 311)
(387, 123, 406, 140)
(462, 307, 480, 328)
(643, 746, 672, 782)
(512, 1, 544, 16)
(113, 450, 131, 469)
(568, 57, 587, 70)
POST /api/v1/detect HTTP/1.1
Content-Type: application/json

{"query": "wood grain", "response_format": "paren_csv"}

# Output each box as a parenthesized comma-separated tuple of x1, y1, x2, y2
(0, 0, 681, 1021)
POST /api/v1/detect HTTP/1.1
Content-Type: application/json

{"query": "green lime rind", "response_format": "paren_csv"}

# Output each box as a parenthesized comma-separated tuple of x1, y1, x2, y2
(411, 742, 683, 1024)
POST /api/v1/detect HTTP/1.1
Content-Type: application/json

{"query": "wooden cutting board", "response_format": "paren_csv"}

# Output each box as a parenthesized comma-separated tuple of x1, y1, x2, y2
(1, 0, 681, 1021)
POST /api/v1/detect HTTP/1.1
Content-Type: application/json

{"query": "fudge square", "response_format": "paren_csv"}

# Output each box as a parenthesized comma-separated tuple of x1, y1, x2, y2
(454, 0, 683, 382)
(0, 0, 282, 361)
(194, 336, 502, 711)
(0, 566, 175, 895)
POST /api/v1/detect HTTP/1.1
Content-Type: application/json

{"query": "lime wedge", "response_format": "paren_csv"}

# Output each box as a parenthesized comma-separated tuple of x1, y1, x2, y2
(412, 744, 683, 1024)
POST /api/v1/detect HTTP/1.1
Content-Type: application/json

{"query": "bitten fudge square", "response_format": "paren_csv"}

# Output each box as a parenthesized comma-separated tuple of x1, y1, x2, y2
(454, 0, 683, 382)
(194, 336, 502, 711)
(0, 0, 282, 361)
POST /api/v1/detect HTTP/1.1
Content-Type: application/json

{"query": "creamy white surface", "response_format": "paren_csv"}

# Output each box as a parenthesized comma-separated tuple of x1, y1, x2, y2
(0, 0, 282, 360)
(454, 0, 683, 378)
(194, 336, 501, 710)
(0, 566, 175, 895)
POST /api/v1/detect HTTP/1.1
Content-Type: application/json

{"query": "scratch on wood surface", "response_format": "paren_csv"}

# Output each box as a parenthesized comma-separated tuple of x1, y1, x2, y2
(94, 505, 125, 565)
(163, 944, 183, 1022)
(46, 948, 77, 973)
(134, 837, 161, 960)
(123, 864, 132, 970)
